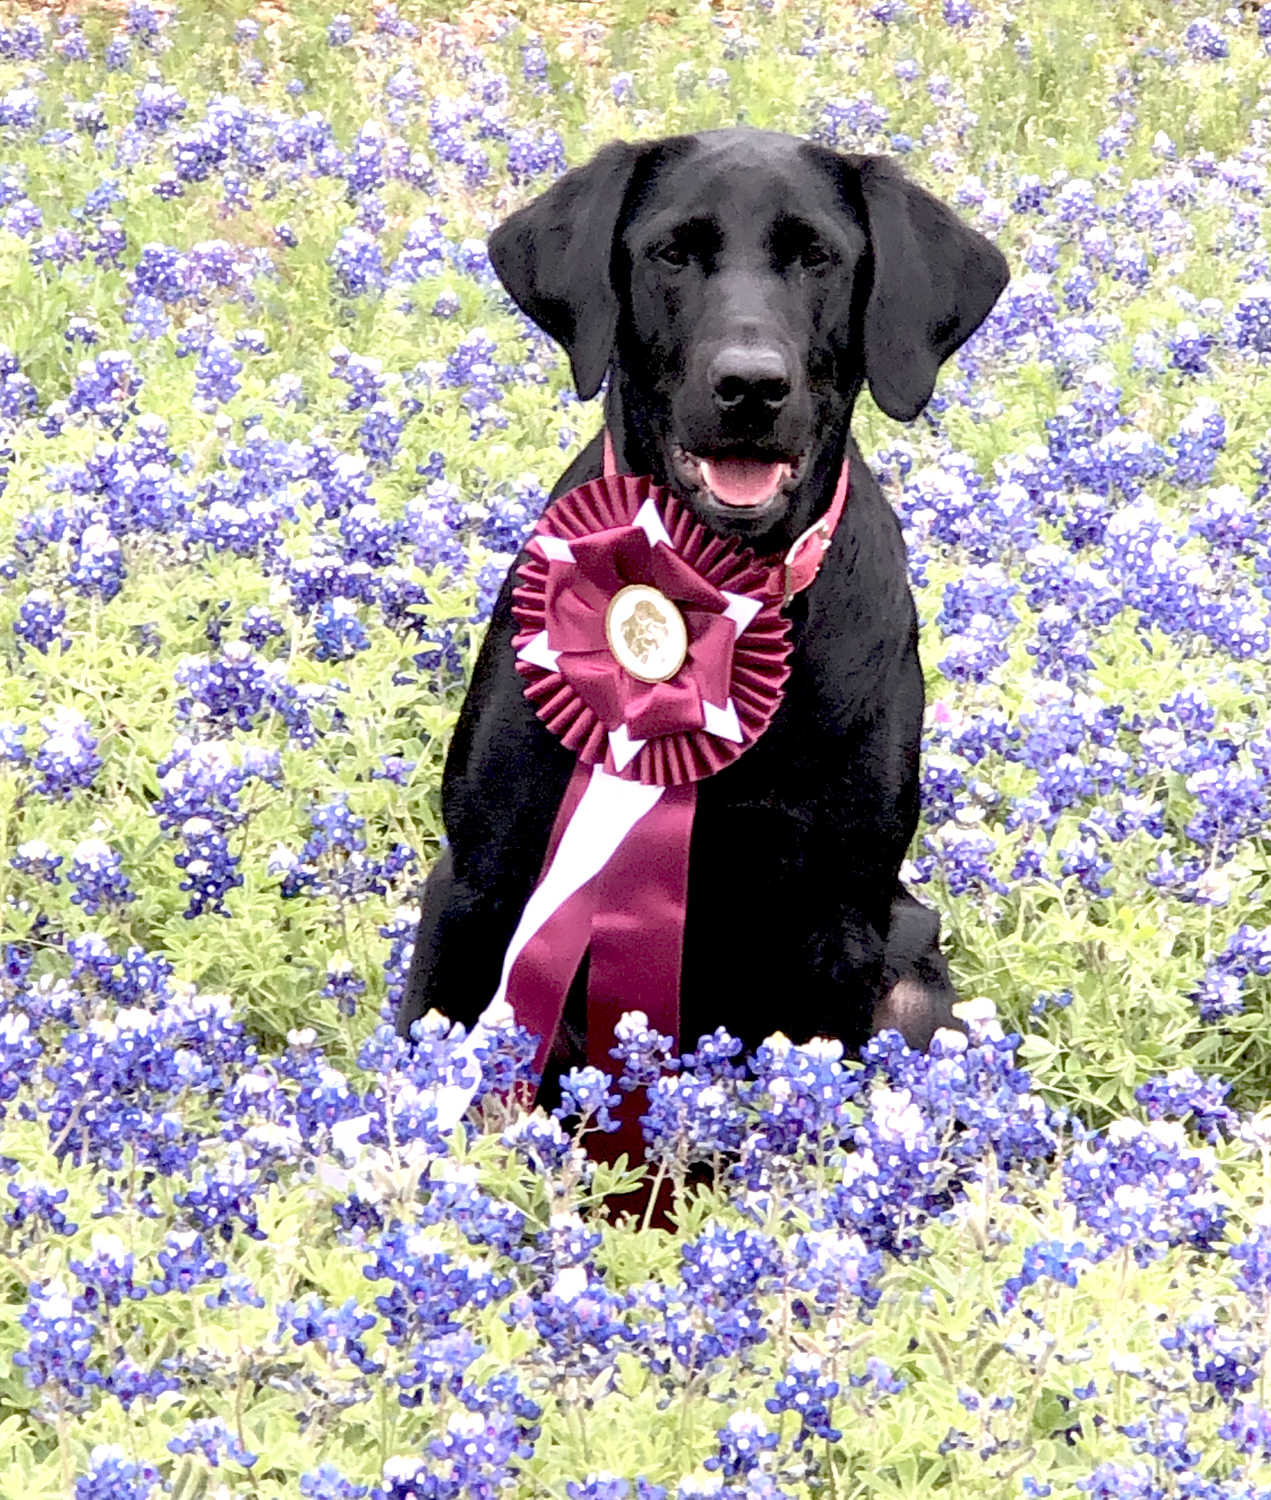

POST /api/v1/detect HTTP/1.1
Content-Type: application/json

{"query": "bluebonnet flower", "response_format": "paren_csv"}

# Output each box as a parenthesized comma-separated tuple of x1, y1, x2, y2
(32, 707, 102, 800)
(788, 1227, 882, 1313)
(301, 1467, 369, 1500)
(553, 1067, 622, 1134)
(850, 1357, 906, 1397)
(765, 1351, 841, 1447)
(1219, 1402, 1271, 1459)
(65, 350, 143, 434)
(329, 346, 386, 409)
(1230, 1211, 1271, 1300)
(1063, 1117, 1225, 1263)
(67, 839, 136, 915)
(150, 1230, 228, 1295)
(359, 402, 405, 465)
(1190, 925, 1271, 1020)
(1056, 832, 1113, 897)
(816, 93, 890, 148)
(1000, 1239, 1090, 1310)
(3, 197, 42, 238)
(506, 128, 567, 185)
(1170, 397, 1226, 487)
(921, 825, 1009, 896)
(1231, 283, 1271, 357)
(1, 16, 45, 60)
(174, 1146, 267, 1243)
(641, 1069, 747, 1166)
(6, 1178, 77, 1237)
(363, 1218, 514, 1373)
(123, 293, 169, 342)
(1135, 1067, 1237, 1142)
(70, 1232, 147, 1312)
(241, 606, 284, 647)
(341, 502, 400, 568)
(330, 228, 385, 297)
(521, 39, 549, 81)
(609, 1011, 679, 1091)
(1184, 762, 1269, 862)
(1184, 18, 1228, 59)
(567, 1478, 630, 1500)
(0, 87, 40, 131)
(323, 955, 366, 1018)
(1062, 266, 1096, 313)
(172, 816, 242, 917)
(74, 1448, 161, 1500)
(10, 838, 63, 887)
(13, 1280, 95, 1397)
(193, 337, 243, 410)
(153, 737, 246, 829)
(66, 521, 125, 601)
(175, 641, 287, 735)
(168, 1417, 257, 1469)
(280, 1295, 380, 1374)
(13, 589, 68, 655)
(1168, 320, 1213, 376)
(1190, 484, 1256, 554)
(705, 1411, 780, 1479)
(314, 598, 371, 661)
(1161, 1309, 1259, 1400)
(501, 1110, 581, 1178)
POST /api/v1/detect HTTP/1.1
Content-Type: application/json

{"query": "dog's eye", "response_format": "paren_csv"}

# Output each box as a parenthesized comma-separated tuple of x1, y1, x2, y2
(655, 243, 689, 268)
(800, 244, 832, 270)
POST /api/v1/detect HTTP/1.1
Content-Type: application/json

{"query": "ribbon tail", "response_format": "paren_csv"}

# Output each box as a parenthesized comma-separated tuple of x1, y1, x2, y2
(498, 763, 664, 1080)
(586, 781, 695, 1177)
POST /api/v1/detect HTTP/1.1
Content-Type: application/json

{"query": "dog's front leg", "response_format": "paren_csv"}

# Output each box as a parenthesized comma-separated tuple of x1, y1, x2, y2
(396, 846, 492, 1037)
(875, 889, 961, 1049)
(395, 566, 574, 1041)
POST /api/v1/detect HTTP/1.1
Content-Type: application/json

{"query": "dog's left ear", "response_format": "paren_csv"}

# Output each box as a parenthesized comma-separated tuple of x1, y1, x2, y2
(488, 140, 648, 401)
(849, 155, 1009, 423)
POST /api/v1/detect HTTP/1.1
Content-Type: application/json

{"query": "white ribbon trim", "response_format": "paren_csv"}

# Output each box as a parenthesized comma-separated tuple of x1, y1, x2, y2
(721, 590, 763, 636)
(634, 498, 674, 550)
(608, 724, 646, 771)
(516, 629, 560, 672)
(535, 535, 575, 563)
(703, 699, 742, 743)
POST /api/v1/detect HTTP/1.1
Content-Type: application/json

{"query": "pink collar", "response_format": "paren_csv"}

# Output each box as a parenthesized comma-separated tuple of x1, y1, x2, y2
(602, 430, 848, 607)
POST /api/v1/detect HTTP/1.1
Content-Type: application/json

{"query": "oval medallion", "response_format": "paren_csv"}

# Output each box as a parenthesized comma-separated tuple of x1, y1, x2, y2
(604, 584, 688, 684)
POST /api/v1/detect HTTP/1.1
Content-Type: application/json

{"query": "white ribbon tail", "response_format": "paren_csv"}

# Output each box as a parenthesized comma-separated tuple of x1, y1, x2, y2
(493, 765, 664, 1011)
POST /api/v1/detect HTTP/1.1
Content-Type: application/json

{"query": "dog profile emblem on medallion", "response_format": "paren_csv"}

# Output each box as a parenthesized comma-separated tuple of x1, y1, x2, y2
(604, 584, 689, 683)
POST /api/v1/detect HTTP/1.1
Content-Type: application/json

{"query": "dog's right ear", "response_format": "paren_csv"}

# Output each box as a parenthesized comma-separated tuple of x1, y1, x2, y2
(488, 141, 647, 401)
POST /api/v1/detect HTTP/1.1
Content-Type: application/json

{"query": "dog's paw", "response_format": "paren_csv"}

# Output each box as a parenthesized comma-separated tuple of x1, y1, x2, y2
(871, 976, 962, 1052)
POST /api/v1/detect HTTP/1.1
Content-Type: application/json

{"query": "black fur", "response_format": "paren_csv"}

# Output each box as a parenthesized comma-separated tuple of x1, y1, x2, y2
(396, 129, 1009, 1077)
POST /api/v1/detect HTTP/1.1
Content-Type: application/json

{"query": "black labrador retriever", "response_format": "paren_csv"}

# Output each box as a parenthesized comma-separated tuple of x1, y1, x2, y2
(396, 128, 1009, 1086)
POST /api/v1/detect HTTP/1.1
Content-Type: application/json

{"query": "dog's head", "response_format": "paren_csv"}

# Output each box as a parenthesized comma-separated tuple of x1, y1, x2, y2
(489, 129, 1009, 546)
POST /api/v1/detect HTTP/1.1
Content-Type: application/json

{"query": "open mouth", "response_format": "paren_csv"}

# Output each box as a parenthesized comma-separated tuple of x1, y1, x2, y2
(671, 446, 806, 511)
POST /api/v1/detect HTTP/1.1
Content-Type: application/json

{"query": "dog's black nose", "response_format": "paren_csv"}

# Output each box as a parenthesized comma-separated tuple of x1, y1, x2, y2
(709, 346, 792, 412)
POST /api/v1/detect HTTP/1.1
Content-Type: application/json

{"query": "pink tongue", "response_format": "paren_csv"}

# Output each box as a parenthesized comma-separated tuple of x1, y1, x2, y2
(700, 457, 789, 508)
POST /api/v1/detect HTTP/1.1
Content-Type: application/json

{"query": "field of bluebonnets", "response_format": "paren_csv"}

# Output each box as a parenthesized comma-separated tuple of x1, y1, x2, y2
(14, 0, 1271, 1496)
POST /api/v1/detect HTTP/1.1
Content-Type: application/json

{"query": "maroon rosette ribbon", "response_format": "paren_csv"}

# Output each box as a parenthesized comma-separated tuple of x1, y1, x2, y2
(511, 474, 792, 785)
